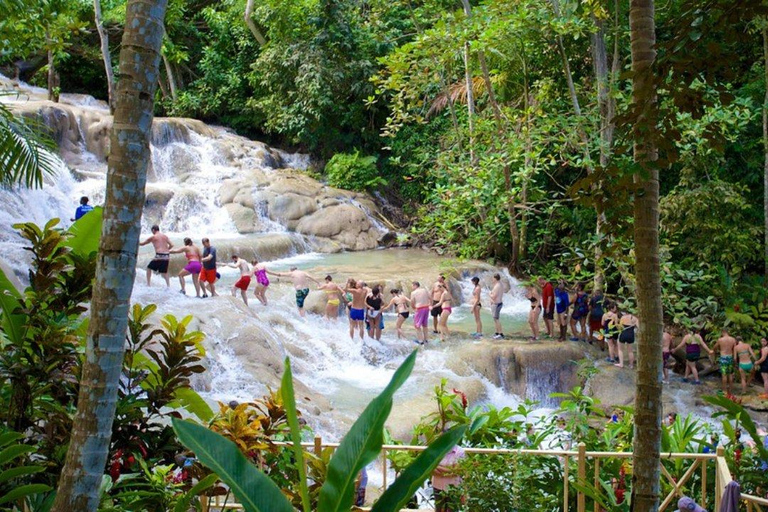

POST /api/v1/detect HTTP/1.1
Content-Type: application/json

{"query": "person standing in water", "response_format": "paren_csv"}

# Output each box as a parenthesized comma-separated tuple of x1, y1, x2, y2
(470, 277, 482, 338)
(614, 310, 639, 368)
(437, 282, 453, 342)
(673, 328, 713, 384)
(734, 336, 756, 395)
(139, 225, 173, 287)
(71, 196, 94, 221)
(366, 286, 385, 341)
(199, 238, 218, 298)
(221, 255, 251, 306)
(345, 279, 368, 339)
(755, 338, 768, 399)
(170, 237, 202, 297)
(554, 280, 570, 342)
(539, 277, 555, 338)
(318, 275, 344, 319)
(490, 274, 505, 340)
(662, 328, 673, 384)
(431, 275, 446, 334)
(713, 328, 737, 395)
(386, 289, 411, 339)
(527, 284, 541, 341)
(269, 266, 319, 317)
(410, 281, 431, 345)
(251, 259, 270, 305)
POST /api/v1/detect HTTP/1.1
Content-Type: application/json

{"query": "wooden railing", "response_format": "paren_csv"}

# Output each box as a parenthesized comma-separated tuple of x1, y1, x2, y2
(202, 437, 767, 512)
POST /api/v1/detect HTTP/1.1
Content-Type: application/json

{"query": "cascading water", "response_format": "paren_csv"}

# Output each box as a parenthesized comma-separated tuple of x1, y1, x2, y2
(0, 78, 570, 442)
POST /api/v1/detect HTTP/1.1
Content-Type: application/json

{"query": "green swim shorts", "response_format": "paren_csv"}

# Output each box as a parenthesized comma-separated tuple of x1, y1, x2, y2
(295, 288, 310, 308)
(719, 356, 734, 375)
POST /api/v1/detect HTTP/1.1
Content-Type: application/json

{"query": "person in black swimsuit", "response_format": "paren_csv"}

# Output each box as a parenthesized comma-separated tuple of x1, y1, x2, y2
(366, 286, 384, 341)
(386, 289, 411, 340)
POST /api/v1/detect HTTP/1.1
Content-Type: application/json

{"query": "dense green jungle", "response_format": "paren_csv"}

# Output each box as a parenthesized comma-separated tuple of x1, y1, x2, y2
(2, 0, 768, 510)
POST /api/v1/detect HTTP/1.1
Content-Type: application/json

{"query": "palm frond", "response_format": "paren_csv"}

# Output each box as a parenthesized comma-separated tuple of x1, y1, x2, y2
(0, 99, 58, 189)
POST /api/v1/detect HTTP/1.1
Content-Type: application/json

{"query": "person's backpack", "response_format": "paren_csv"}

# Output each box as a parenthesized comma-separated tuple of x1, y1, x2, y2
(576, 294, 589, 316)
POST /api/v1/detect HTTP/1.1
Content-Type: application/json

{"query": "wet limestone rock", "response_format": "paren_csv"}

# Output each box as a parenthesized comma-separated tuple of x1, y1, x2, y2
(224, 203, 258, 234)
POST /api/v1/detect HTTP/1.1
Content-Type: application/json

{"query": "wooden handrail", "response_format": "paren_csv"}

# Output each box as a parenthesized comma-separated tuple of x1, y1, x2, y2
(201, 436, 761, 512)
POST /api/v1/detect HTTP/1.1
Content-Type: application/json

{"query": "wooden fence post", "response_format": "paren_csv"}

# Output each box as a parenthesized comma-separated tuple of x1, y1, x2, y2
(577, 443, 586, 512)
(314, 435, 322, 457)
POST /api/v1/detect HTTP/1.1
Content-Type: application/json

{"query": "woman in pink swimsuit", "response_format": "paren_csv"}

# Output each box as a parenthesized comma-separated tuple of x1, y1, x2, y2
(251, 259, 270, 305)
(170, 237, 202, 297)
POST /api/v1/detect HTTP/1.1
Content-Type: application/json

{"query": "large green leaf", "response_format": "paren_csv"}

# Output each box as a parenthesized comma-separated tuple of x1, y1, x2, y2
(0, 484, 52, 506)
(0, 443, 34, 466)
(0, 267, 24, 345)
(702, 394, 768, 460)
(0, 465, 45, 485)
(173, 473, 218, 512)
(172, 418, 295, 512)
(371, 425, 467, 512)
(318, 350, 417, 512)
(64, 206, 102, 257)
(281, 358, 310, 512)
(171, 387, 214, 422)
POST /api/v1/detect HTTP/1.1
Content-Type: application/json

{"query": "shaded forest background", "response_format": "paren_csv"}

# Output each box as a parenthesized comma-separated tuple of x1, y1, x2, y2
(3, 0, 768, 334)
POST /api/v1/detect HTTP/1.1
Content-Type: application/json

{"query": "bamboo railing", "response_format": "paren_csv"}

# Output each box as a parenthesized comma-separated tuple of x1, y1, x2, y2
(202, 438, 768, 512)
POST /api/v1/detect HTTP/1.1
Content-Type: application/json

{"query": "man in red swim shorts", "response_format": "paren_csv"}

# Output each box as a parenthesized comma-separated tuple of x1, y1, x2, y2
(220, 255, 251, 306)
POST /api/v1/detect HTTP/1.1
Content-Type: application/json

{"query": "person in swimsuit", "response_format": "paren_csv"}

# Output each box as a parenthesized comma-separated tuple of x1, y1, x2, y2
(714, 328, 737, 395)
(386, 289, 411, 340)
(251, 259, 270, 306)
(345, 279, 368, 340)
(589, 290, 605, 344)
(199, 238, 218, 298)
(220, 255, 251, 306)
(600, 302, 619, 363)
(662, 328, 672, 384)
(431, 275, 446, 334)
(672, 329, 712, 384)
(170, 237, 202, 297)
(570, 283, 589, 342)
(554, 280, 570, 342)
(318, 275, 344, 320)
(539, 277, 555, 338)
(139, 225, 173, 287)
(410, 281, 431, 345)
(470, 277, 482, 338)
(527, 285, 541, 341)
(614, 311, 639, 368)
(755, 338, 768, 399)
(269, 266, 318, 317)
(366, 286, 384, 341)
(437, 283, 453, 342)
(490, 273, 504, 340)
(734, 337, 755, 395)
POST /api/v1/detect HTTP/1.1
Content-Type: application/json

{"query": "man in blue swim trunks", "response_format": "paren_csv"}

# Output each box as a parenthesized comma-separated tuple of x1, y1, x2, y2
(272, 266, 319, 317)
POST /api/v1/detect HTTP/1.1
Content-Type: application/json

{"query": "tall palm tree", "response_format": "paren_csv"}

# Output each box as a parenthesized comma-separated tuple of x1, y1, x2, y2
(51, 0, 168, 510)
(628, 0, 664, 510)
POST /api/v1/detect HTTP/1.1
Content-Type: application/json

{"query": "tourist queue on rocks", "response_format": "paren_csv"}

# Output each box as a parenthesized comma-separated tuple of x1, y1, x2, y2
(530, 277, 768, 400)
(139, 227, 514, 345)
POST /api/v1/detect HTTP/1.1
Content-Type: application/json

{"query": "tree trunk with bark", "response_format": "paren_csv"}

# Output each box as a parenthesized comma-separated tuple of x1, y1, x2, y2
(628, 0, 663, 510)
(244, 0, 267, 45)
(94, 0, 115, 112)
(763, 27, 768, 282)
(46, 30, 57, 102)
(162, 53, 178, 101)
(51, 0, 168, 510)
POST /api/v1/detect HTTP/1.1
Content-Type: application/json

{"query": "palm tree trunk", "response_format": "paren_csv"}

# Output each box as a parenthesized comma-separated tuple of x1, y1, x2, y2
(628, 0, 663, 510)
(763, 27, 768, 282)
(51, 0, 168, 510)
(93, 0, 115, 112)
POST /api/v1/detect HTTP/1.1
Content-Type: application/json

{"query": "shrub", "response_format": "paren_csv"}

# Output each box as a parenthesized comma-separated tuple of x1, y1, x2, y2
(325, 151, 385, 191)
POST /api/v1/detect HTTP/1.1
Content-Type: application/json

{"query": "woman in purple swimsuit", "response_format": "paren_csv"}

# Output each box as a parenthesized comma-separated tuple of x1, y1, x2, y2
(170, 238, 203, 297)
(251, 259, 270, 305)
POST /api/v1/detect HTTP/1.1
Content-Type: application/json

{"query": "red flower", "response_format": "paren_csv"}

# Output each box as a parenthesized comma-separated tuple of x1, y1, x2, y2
(452, 389, 468, 410)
